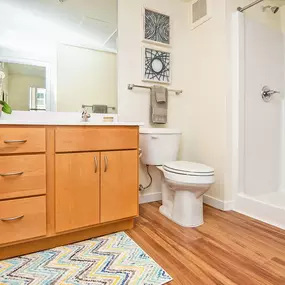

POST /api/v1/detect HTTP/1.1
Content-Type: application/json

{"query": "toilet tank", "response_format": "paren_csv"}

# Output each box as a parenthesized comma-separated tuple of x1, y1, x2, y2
(139, 128, 182, 166)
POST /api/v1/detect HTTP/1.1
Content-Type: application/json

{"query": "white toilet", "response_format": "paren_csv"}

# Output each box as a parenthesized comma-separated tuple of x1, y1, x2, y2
(139, 128, 215, 227)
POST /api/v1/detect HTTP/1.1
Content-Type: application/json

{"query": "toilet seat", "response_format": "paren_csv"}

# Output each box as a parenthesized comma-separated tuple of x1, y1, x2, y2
(163, 161, 214, 176)
(161, 161, 215, 185)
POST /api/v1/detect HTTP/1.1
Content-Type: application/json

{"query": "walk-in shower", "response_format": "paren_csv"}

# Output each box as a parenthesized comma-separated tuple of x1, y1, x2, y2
(232, 0, 285, 229)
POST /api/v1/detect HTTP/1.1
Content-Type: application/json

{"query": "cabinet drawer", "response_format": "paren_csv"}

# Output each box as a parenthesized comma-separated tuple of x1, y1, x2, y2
(0, 128, 46, 154)
(0, 196, 46, 245)
(55, 127, 138, 153)
(0, 155, 46, 200)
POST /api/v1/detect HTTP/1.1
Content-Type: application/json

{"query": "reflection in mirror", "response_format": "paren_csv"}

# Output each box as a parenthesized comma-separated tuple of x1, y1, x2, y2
(0, 0, 117, 114)
(57, 44, 117, 113)
(0, 62, 46, 111)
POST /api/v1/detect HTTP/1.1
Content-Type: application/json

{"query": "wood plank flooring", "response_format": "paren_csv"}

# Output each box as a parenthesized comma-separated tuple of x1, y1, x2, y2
(126, 202, 285, 285)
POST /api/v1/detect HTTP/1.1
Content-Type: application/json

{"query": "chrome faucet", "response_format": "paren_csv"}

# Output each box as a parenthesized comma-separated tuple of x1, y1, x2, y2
(81, 108, 91, 122)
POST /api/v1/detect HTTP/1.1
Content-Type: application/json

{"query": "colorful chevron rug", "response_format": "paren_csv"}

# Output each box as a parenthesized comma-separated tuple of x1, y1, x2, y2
(0, 231, 172, 285)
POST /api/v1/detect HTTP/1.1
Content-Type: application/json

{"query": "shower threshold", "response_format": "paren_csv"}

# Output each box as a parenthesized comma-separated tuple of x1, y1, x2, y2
(235, 192, 285, 229)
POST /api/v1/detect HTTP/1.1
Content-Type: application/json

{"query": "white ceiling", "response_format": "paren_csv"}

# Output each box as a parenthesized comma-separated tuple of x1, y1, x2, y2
(0, 0, 118, 52)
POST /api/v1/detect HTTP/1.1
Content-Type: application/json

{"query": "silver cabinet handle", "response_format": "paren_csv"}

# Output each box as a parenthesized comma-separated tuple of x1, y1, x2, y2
(0, 215, 24, 222)
(94, 156, 98, 173)
(104, 156, 108, 172)
(4, 140, 27, 144)
(0, 172, 24, 177)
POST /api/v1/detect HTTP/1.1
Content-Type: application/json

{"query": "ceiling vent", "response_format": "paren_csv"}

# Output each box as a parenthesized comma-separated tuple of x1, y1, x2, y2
(189, 0, 212, 30)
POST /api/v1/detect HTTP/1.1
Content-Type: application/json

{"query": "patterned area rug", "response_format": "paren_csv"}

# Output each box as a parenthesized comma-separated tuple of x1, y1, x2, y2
(0, 232, 172, 285)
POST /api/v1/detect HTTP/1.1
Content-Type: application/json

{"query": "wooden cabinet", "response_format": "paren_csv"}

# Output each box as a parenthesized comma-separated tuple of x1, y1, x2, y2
(55, 152, 100, 233)
(101, 150, 138, 223)
(0, 154, 46, 200)
(55, 127, 137, 153)
(0, 127, 46, 154)
(55, 150, 138, 231)
(0, 196, 46, 244)
(0, 125, 139, 260)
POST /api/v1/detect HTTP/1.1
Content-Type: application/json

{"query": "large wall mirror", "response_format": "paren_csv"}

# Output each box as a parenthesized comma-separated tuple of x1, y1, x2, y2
(0, 0, 117, 113)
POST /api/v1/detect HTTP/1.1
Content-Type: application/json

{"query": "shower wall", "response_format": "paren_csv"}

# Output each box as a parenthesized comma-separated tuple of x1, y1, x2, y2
(243, 17, 284, 196)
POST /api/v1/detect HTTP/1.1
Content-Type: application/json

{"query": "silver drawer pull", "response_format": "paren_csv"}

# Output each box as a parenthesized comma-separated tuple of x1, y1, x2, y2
(0, 215, 24, 222)
(4, 140, 27, 144)
(94, 156, 98, 173)
(104, 156, 108, 172)
(0, 172, 24, 177)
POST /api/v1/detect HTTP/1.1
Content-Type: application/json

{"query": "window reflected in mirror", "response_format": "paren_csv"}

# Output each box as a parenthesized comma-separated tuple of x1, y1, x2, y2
(30, 87, 47, 111)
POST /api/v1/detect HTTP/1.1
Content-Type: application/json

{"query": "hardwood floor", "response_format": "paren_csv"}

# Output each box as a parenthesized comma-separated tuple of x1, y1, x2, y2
(127, 202, 285, 285)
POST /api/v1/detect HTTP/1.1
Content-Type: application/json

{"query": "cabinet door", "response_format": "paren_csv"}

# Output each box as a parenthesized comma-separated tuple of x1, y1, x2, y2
(100, 150, 138, 223)
(55, 152, 100, 233)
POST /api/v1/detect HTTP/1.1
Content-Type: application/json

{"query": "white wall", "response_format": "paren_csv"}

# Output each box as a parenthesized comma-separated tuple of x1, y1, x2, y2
(118, 0, 191, 199)
(118, 0, 230, 203)
(57, 44, 117, 112)
(8, 75, 45, 111)
(186, 0, 228, 202)
(281, 7, 285, 33)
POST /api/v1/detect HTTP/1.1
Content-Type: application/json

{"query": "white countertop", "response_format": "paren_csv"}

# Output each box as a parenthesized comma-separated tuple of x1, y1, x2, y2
(0, 111, 144, 126)
(0, 120, 144, 126)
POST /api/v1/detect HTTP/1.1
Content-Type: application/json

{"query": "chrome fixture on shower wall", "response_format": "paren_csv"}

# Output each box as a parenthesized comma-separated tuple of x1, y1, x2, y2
(238, 0, 280, 13)
(262, 5, 279, 13)
(261, 86, 280, 102)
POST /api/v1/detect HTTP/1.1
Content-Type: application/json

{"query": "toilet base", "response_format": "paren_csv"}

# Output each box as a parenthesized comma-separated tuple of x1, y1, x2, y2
(157, 168, 208, 228)
(159, 205, 204, 228)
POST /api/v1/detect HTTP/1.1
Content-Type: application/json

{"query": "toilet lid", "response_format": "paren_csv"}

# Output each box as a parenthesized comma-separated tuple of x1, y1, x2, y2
(163, 161, 214, 176)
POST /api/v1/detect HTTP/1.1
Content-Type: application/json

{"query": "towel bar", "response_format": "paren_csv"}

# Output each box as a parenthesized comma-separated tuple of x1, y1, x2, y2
(128, 84, 182, 95)
(82, 104, 116, 110)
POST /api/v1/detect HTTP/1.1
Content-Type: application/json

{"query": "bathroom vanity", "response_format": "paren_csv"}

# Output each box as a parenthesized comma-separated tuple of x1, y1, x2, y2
(0, 123, 140, 260)
(0, 0, 143, 261)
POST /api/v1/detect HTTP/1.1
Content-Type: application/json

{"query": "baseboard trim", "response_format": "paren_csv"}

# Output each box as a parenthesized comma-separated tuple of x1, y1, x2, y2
(139, 192, 162, 204)
(139, 192, 234, 211)
(203, 195, 234, 211)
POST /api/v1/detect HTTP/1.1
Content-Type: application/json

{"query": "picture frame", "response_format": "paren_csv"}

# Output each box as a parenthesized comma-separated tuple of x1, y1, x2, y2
(142, 46, 171, 85)
(142, 7, 171, 47)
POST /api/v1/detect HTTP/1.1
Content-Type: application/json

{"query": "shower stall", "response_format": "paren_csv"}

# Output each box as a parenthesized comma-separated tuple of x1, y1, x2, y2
(232, 0, 285, 229)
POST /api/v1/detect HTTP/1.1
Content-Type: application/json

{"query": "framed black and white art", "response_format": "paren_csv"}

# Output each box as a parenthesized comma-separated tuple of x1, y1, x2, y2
(142, 47, 171, 84)
(143, 8, 170, 47)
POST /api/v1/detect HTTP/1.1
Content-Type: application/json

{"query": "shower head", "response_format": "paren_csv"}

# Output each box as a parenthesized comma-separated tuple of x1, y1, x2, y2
(262, 5, 279, 14)
(271, 6, 279, 14)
